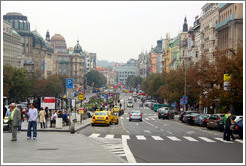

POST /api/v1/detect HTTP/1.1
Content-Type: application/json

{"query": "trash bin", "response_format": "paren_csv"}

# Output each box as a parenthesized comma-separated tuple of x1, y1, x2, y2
(56, 118, 63, 129)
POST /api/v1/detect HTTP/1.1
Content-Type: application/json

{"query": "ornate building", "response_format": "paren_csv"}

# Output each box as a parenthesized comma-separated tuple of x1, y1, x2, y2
(3, 20, 23, 68)
(51, 34, 71, 76)
(71, 40, 85, 86)
(150, 39, 164, 73)
(216, 3, 243, 52)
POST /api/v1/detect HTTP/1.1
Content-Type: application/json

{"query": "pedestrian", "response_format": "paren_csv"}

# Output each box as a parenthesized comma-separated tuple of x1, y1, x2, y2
(17, 105, 24, 132)
(119, 103, 122, 109)
(50, 110, 57, 127)
(27, 103, 38, 140)
(45, 107, 49, 128)
(62, 111, 69, 126)
(39, 108, 46, 128)
(225, 113, 235, 141)
(9, 103, 21, 141)
(3, 105, 7, 119)
(223, 109, 230, 140)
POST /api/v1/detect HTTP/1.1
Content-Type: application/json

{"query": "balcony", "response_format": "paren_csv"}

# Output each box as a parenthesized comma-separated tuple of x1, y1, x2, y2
(209, 35, 216, 41)
(209, 47, 215, 53)
(216, 15, 231, 29)
(209, 22, 216, 29)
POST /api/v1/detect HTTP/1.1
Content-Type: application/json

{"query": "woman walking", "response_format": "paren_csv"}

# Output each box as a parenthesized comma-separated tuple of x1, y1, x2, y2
(39, 108, 46, 128)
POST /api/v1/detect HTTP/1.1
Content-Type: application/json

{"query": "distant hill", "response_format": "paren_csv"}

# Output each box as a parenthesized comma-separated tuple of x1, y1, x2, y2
(97, 60, 116, 67)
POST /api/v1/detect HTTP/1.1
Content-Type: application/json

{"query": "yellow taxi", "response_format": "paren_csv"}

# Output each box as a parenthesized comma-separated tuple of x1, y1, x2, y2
(107, 111, 119, 125)
(91, 111, 111, 126)
(123, 89, 129, 93)
(113, 106, 120, 112)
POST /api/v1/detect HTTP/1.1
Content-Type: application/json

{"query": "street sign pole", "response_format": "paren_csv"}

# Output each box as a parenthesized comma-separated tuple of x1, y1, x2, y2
(66, 78, 74, 129)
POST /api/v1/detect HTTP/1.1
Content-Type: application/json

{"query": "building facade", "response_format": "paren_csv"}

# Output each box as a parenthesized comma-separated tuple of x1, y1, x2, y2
(191, 16, 202, 64)
(114, 59, 137, 85)
(200, 3, 219, 62)
(150, 39, 164, 73)
(3, 20, 23, 68)
(216, 3, 243, 52)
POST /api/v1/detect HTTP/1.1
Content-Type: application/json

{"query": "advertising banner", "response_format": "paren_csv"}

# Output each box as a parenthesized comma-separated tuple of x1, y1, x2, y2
(41, 97, 56, 109)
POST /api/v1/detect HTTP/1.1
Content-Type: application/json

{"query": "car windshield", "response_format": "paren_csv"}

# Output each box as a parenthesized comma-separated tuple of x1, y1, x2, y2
(114, 106, 120, 109)
(95, 112, 107, 116)
(128, 102, 133, 104)
(159, 110, 168, 113)
(131, 110, 140, 114)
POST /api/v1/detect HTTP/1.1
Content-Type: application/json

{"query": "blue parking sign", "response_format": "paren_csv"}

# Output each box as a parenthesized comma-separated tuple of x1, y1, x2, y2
(66, 78, 73, 89)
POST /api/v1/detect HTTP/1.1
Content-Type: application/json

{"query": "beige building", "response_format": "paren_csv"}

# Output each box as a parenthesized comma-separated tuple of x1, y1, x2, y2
(191, 16, 202, 64)
(200, 3, 219, 62)
(3, 20, 23, 68)
(216, 3, 243, 52)
(71, 40, 85, 86)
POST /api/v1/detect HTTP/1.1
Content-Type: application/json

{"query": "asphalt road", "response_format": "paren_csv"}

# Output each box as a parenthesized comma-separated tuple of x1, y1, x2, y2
(78, 93, 243, 164)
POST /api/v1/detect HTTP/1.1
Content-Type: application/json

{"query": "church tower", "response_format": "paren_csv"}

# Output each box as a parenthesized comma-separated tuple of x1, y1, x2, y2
(46, 30, 50, 42)
(183, 16, 188, 32)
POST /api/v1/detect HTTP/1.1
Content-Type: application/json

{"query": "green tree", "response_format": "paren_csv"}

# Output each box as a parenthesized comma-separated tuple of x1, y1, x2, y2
(86, 70, 107, 88)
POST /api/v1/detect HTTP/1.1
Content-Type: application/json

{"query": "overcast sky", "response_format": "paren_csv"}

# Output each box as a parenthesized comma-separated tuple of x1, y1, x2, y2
(1, 1, 205, 63)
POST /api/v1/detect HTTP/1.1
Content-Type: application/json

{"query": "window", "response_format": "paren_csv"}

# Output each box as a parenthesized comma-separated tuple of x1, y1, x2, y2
(196, 51, 198, 58)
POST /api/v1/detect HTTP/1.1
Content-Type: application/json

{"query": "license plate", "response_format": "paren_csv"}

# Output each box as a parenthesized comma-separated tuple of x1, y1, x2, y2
(97, 117, 104, 119)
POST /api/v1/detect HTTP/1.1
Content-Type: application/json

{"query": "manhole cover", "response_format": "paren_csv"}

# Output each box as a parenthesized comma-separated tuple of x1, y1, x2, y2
(37, 148, 58, 150)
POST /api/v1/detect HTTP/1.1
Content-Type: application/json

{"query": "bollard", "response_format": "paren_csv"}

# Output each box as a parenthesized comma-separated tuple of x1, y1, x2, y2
(70, 119, 76, 134)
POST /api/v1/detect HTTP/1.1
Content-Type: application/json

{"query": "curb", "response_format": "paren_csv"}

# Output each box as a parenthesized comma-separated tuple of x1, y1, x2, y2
(75, 122, 92, 132)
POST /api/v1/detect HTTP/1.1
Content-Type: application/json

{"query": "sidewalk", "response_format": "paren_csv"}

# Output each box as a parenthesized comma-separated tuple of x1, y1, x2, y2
(3, 132, 126, 163)
(20, 117, 92, 132)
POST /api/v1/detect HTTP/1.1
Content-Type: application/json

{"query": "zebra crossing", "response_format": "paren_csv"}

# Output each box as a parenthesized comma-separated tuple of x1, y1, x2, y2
(88, 133, 243, 144)
(122, 116, 157, 120)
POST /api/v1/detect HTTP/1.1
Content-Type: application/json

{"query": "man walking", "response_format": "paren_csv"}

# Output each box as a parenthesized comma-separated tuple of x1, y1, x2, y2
(27, 103, 38, 140)
(9, 103, 21, 141)
(223, 108, 230, 140)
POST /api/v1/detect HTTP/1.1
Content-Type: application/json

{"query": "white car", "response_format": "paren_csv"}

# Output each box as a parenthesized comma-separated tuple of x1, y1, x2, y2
(127, 101, 134, 108)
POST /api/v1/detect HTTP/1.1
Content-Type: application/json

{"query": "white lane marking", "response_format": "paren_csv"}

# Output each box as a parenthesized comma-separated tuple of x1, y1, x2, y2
(145, 118, 149, 120)
(122, 135, 136, 163)
(166, 131, 173, 134)
(136, 135, 147, 140)
(155, 126, 159, 129)
(89, 133, 100, 138)
(136, 123, 139, 126)
(187, 131, 195, 134)
(120, 117, 124, 119)
(163, 124, 169, 126)
(214, 138, 234, 143)
(160, 129, 164, 131)
(105, 134, 114, 139)
(235, 139, 243, 144)
(126, 117, 129, 119)
(183, 136, 199, 142)
(152, 136, 163, 140)
(167, 136, 181, 141)
(198, 137, 216, 143)
(144, 130, 151, 133)
(149, 114, 152, 115)
(151, 118, 155, 120)
(143, 119, 155, 127)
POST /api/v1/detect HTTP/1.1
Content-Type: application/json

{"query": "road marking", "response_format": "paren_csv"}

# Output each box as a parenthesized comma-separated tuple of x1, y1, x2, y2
(89, 133, 100, 138)
(149, 114, 152, 115)
(183, 136, 199, 142)
(163, 124, 169, 126)
(143, 119, 155, 127)
(235, 139, 243, 144)
(145, 118, 149, 120)
(198, 137, 216, 143)
(151, 118, 155, 120)
(166, 131, 173, 134)
(160, 129, 164, 131)
(214, 138, 234, 143)
(105, 134, 114, 139)
(167, 136, 181, 141)
(136, 123, 139, 126)
(152, 136, 163, 140)
(136, 135, 146, 140)
(126, 117, 129, 119)
(155, 126, 159, 129)
(144, 130, 150, 133)
(122, 135, 136, 163)
(187, 131, 195, 134)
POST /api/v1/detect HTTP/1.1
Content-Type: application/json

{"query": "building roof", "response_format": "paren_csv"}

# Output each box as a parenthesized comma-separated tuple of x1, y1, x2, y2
(74, 40, 83, 53)
(51, 34, 65, 42)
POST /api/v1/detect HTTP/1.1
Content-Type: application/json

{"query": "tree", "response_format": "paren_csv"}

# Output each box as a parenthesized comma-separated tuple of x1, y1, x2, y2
(126, 76, 143, 89)
(86, 70, 107, 88)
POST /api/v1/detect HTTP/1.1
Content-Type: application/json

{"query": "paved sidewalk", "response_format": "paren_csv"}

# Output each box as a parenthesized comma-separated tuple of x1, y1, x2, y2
(3, 132, 126, 163)
(20, 117, 92, 132)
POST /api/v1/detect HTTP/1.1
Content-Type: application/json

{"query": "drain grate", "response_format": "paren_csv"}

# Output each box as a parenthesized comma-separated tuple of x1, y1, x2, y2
(37, 148, 58, 150)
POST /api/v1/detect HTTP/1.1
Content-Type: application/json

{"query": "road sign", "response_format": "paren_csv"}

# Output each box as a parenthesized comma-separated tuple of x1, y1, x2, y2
(72, 99, 75, 108)
(66, 78, 73, 89)
(78, 94, 84, 100)
(183, 96, 188, 104)
(67, 88, 73, 99)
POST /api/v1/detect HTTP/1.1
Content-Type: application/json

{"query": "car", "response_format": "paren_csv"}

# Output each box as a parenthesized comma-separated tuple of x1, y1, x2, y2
(217, 115, 243, 132)
(179, 111, 198, 123)
(144, 101, 155, 107)
(129, 110, 142, 121)
(107, 111, 119, 125)
(186, 113, 200, 125)
(194, 114, 210, 126)
(113, 106, 120, 112)
(233, 119, 243, 139)
(158, 107, 174, 119)
(91, 111, 111, 126)
(199, 115, 211, 127)
(127, 101, 134, 108)
(206, 114, 225, 130)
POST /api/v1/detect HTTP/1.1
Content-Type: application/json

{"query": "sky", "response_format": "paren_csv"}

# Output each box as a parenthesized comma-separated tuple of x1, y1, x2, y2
(1, 1, 205, 63)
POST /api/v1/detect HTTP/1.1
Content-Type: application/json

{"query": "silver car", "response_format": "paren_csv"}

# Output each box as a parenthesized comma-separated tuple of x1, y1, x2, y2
(129, 110, 142, 121)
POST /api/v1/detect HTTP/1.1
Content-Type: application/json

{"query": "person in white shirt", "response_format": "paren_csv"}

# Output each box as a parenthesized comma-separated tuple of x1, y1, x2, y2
(27, 103, 38, 140)
(50, 110, 58, 127)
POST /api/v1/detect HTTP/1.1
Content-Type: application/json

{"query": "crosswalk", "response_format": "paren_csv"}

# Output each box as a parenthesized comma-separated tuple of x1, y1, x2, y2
(122, 117, 157, 120)
(123, 113, 156, 116)
(88, 133, 243, 144)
